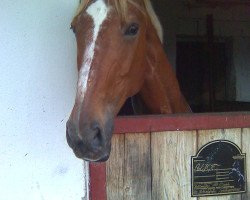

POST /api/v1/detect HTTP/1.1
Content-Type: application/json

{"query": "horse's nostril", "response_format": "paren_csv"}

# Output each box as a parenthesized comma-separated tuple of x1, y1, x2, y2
(91, 125, 103, 148)
(76, 139, 84, 146)
(67, 120, 105, 154)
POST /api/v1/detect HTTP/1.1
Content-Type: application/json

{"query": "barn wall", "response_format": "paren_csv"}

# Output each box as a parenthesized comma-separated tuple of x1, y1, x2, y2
(153, 1, 250, 102)
(0, 0, 88, 199)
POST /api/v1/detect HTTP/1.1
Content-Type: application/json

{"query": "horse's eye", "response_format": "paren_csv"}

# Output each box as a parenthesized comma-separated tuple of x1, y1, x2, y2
(124, 23, 139, 36)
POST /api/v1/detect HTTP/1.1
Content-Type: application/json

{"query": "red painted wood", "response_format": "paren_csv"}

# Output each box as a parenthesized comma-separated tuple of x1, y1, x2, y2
(89, 163, 107, 200)
(114, 112, 250, 134)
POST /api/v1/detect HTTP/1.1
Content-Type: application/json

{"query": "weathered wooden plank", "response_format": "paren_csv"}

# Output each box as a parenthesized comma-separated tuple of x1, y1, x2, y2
(151, 131, 197, 200)
(123, 133, 151, 200)
(105, 128, 246, 200)
(198, 128, 242, 200)
(106, 134, 125, 200)
(242, 128, 250, 200)
(198, 129, 241, 148)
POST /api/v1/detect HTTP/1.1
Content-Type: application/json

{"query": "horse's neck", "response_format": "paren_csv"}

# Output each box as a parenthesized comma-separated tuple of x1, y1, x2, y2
(134, 36, 191, 114)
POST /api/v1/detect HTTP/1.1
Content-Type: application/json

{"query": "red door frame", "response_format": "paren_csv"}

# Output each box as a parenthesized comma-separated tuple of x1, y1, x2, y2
(89, 112, 250, 200)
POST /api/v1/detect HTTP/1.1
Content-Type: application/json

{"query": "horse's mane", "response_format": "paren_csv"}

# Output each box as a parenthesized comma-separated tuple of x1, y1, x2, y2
(74, 0, 163, 42)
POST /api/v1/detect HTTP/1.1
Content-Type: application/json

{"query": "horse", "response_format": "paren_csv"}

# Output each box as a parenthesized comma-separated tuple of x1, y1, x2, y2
(66, 0, 191, 162)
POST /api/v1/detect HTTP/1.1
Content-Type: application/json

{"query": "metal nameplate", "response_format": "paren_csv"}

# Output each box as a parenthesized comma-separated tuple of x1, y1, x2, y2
(191, 140, 247, 197)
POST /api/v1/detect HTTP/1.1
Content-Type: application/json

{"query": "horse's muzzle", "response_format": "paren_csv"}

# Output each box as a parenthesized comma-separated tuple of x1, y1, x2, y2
(66, 120, 112, 162)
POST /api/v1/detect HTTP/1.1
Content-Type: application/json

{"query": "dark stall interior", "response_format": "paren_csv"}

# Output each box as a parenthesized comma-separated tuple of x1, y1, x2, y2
(157, 0, 250, 113)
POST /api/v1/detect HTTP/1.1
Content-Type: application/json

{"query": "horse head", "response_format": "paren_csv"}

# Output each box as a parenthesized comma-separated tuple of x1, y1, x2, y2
(66, 0, 190, 161)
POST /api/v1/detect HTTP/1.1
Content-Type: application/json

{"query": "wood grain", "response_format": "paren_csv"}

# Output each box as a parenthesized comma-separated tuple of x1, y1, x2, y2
(106, 134, 125, 200)
(123, 133, 151, 200)
(105, 128, 247, 200)
(151, 131, 197, 200)
(197, 129, 242, 200)
(242, 128, 250, 200)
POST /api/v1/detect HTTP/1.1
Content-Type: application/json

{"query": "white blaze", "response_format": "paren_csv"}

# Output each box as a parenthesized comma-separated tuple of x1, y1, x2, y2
(77, 0, 109, 101)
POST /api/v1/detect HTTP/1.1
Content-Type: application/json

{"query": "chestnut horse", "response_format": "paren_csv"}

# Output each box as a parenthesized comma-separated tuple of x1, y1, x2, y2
(66, 0, 190, 162)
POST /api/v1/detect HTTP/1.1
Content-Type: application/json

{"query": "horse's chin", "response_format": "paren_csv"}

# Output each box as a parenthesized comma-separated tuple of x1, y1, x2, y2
(73, 147, 111, 162)
(80, 154, 110, 162)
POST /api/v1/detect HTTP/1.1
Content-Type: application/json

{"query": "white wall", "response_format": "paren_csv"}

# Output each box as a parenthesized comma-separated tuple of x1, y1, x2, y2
(0, 0, 89, 199)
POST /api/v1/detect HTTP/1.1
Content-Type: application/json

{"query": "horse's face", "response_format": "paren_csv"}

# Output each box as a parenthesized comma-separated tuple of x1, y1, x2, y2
(67, 0, 148, 161)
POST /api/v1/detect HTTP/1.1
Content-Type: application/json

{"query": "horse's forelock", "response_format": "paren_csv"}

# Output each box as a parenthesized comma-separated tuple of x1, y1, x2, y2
(73, 0, 163, 42)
